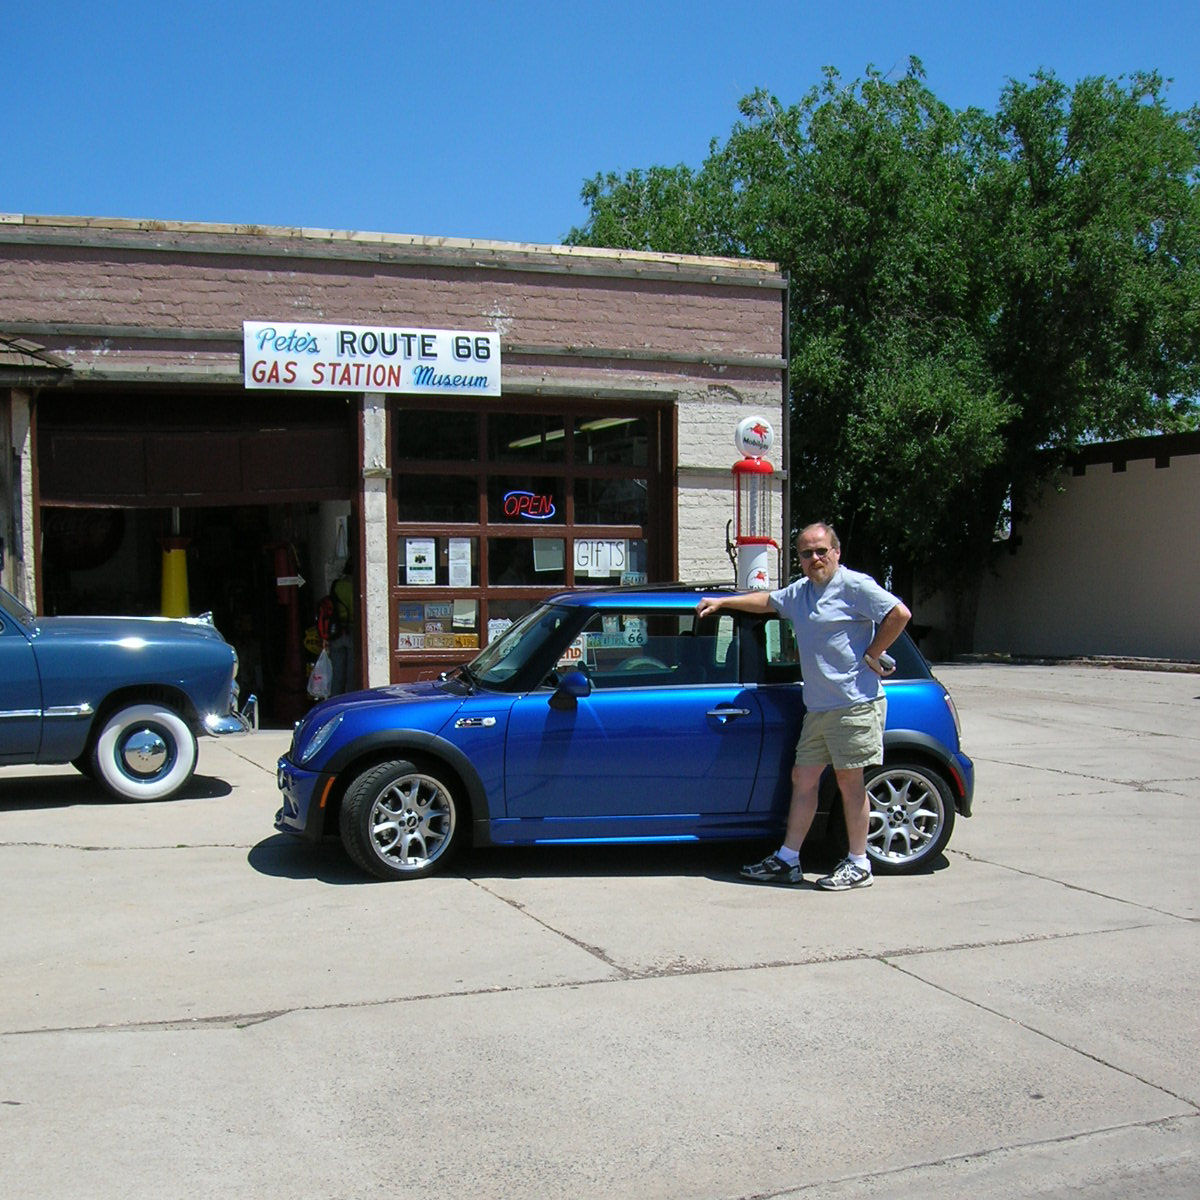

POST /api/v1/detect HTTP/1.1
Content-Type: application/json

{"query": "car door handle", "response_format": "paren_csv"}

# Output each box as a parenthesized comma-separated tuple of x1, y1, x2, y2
(707, 707, 751, 722)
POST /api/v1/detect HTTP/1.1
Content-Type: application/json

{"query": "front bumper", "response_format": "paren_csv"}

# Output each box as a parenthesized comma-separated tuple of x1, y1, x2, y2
(275, 756, 330, 840)
(203, 692, 258, 736)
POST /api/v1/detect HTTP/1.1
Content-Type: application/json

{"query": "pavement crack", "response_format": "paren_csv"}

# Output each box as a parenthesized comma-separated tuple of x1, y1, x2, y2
(735, 1114, 1200, 1198)
(467, 877, 633, 976)
(881, 955, 1200, 1111)
(949, 848, 1194, 921)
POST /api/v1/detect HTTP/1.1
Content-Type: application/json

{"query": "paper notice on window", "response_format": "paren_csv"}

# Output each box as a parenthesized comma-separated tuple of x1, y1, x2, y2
(532, 539, 565, 573)
(406, 538, 436, 585)
(448, 538, 472, 587)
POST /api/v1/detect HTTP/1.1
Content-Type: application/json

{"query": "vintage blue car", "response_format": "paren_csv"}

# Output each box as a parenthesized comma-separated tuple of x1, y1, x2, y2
(0, 584, 250, 800)
(276, 586, 974, 880)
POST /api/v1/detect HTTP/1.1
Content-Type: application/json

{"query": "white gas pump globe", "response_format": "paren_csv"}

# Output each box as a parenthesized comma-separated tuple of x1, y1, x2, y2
(734, 416, 774, 458)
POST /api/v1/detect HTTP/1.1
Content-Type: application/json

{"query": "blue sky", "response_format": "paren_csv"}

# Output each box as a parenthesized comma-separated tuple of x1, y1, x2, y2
(4, 1, 1197, 246)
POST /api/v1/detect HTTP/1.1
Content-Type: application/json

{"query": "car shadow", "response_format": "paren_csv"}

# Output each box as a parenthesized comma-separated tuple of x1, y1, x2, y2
(0, 771, 232, 810)
(247, 834, 946, 887)
(461, 842, 951, 884)
(460, 841, 779, 881)
(247, 834, 381, 885)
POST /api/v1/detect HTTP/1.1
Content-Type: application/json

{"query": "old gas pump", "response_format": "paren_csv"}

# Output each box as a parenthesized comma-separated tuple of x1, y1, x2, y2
(731, 416, 778, 591)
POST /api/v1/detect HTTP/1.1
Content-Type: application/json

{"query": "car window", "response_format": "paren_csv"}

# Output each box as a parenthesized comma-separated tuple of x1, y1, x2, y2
(560, 609, 737, 688)
(759, 615, 804, 684)
(886, 631, 933, 680)
(751, 615, 931, 683)
(471, 603, 577, 686)
(0, 585, 35, 630)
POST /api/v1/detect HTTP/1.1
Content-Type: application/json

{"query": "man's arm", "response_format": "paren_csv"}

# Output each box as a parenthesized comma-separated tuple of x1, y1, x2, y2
(696, 590, 775, 620)
(863, 601, 912, 675)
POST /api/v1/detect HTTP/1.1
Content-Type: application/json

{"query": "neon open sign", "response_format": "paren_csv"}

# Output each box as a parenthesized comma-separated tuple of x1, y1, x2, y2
(503, 490, 557, 520)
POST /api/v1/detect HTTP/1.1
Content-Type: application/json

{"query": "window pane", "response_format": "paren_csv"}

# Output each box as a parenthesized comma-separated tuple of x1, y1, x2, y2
(394, 409, 479, 461)
(395, 473, 478, 522)
(396, 598, 479, 652)
(488, 412, 567, 463)
(573, 415, 649, 466)
(488, 537, 566, 586)
(399, 536, 478, 586)
(488, 476, 565, 524)
(574, 477, 648, 526)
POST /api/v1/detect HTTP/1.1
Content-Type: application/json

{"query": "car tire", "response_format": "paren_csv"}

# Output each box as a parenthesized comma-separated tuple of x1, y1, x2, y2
(92, 703, 198, 801)
(862, 758, 955, 873)
(339, 759, 462, 880)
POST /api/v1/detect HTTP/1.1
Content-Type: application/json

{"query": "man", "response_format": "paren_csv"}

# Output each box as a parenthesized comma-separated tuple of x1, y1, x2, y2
(696, 523, 911, 890)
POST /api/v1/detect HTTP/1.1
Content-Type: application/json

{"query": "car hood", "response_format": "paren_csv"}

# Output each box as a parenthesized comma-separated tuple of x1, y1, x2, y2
(299, 679, 473, 733)
(30, 613, 228, 645)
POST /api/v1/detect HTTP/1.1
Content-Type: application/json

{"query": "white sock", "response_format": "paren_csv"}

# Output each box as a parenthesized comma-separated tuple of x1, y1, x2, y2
(776, 846, 800, 866)
(849, 852, 871, 871)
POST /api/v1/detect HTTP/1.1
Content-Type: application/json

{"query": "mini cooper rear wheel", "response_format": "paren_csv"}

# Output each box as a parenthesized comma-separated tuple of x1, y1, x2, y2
(92, 703, 198, 801)
(339, 759, 462, 880)
(863, 758, 955, 873)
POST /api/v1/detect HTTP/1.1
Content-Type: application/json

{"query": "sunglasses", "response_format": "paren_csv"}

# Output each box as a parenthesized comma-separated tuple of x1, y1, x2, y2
(799, 547, 833, 560)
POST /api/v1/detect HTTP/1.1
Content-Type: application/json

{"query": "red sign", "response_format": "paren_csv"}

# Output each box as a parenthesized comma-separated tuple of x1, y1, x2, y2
(503, 490, 557, 520)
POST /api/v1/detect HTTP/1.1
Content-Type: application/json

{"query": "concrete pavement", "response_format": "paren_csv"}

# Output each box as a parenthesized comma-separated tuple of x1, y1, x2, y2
(0, 664, 1196, 1198)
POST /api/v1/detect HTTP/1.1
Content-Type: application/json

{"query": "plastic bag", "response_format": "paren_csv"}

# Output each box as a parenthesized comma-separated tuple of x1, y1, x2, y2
(307, 647, 333, 700)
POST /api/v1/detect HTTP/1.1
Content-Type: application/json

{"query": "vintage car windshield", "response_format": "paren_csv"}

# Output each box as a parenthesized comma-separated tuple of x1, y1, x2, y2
(469, 602, 577, 688)
(0, 584, 35, 629)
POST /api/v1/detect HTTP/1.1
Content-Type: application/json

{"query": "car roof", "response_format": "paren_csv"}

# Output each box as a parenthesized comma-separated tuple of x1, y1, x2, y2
(546, 583, 743, 610)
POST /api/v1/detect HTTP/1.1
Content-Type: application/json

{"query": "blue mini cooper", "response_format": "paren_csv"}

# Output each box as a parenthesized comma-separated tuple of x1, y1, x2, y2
(276, 586, 973, 880)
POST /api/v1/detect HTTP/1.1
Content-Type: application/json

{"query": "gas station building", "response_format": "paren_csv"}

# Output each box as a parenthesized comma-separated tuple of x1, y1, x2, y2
(0, 215, 787, 724)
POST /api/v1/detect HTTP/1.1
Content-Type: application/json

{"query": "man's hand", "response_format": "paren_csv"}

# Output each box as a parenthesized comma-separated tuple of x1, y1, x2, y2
(863, 651, 896, 677)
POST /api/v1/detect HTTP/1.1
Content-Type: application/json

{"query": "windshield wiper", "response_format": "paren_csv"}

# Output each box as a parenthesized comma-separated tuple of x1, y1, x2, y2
(439, 663, 476, 693)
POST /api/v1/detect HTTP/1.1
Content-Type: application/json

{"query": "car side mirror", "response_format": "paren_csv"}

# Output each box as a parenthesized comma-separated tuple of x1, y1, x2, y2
(549, 668, 591, 711)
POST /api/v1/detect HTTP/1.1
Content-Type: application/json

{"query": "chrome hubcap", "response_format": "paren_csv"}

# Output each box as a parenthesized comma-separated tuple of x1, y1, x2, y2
(121, 728, 169, 777)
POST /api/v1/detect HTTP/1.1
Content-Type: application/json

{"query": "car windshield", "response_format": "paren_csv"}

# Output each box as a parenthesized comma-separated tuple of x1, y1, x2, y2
(469, 602, 576, 688)
(0, 585, 35, 629)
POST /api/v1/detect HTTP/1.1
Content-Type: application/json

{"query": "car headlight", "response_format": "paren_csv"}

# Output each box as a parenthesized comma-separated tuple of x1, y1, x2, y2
(299, 713, 344, 765)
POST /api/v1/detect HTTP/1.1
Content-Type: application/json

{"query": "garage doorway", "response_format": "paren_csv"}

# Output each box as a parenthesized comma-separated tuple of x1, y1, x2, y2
(38, 502, 357, 728)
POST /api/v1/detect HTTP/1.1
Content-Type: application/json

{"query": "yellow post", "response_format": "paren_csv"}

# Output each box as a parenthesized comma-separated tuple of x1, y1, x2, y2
(160, 538, 190, 617)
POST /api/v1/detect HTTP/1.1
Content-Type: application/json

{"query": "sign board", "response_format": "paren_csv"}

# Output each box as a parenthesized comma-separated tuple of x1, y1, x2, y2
(574, 538, 628, 578)
(243, 321, 501, 396)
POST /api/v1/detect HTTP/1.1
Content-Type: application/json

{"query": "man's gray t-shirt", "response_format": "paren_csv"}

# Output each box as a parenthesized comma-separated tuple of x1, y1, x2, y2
(769, 567, 902, 712)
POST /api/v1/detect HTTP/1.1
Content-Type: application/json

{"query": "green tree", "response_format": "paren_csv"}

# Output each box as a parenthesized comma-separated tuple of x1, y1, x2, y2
(568, 61, 1200, 643)
(979, 71, 1200, 526)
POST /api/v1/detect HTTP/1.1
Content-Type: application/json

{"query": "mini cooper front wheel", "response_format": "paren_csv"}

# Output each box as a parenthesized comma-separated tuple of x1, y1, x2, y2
(339, 759, 462, 880)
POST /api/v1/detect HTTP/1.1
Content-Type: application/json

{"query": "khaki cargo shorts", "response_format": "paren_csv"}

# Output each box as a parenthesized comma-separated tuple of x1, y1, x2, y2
(794, 696, 887, 771)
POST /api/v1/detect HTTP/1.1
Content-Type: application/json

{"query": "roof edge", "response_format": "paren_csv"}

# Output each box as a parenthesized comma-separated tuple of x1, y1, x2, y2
(0, 211, 781, 275)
